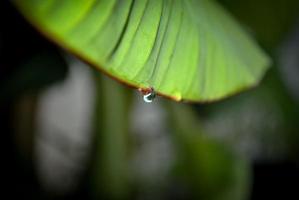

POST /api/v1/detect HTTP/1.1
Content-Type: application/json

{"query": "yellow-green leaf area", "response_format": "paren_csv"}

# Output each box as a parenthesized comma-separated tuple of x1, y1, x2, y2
(14, 0, 270, 102)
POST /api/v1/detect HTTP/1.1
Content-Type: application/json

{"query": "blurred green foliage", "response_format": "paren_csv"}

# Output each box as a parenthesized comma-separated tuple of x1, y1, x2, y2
(219, 0, 299, 48)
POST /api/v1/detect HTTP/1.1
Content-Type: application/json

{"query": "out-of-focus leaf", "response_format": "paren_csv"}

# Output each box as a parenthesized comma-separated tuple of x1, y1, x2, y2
(219, 0, 299, 48)
(0, 51, 68, 101)
(168, 103, 251, 200)
(92, 75, 132, 200)
(14, 0, 270, 102)
(200, 68, 299, 161)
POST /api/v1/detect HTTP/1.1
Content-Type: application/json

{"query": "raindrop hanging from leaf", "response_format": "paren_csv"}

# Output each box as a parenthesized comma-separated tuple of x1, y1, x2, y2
(139, 87, 156, 103)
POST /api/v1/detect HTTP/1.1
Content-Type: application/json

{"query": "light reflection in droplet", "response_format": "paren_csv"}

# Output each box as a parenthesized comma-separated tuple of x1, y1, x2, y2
(143, 92, 156, 103)
(139, 87, 156, 103)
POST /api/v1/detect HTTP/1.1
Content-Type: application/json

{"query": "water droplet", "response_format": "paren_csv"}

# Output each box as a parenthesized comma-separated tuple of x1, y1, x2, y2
(143, 92, 156, 103)
(139, 87, 156, 103)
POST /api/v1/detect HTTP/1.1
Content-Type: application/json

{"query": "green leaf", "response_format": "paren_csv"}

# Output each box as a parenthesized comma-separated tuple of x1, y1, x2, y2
(92, 74, 132, 199)
(167, 102, 251, 200)
(219, 0, 299, 48)
(0, 51, 68, 101)
(14, 0, 270, 102)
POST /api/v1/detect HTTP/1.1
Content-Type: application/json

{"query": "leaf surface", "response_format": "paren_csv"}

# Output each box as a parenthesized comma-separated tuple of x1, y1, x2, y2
(14, 0, 270, 102)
